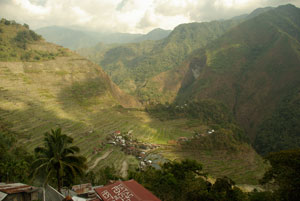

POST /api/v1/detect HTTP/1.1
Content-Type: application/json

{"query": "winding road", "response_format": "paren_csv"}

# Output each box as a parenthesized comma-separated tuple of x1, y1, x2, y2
(88, 150, 113, 171)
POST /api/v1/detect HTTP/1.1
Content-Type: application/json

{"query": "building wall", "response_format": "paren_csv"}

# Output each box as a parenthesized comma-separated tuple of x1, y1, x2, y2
(3, 192, 39, 201)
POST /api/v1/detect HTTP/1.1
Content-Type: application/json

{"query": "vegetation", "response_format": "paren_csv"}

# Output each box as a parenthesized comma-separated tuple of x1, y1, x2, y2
(130, 159, 248, 201)
(147, 100, 249, 144)
(0, 128, 32, 183)
(32, 128, 87, 192)
(146, 100, 234, 125)
(260, 149, 300, 201)
(77, 5, 300, 158)
(0, 18, 67, 61)
(1, 5, 300, 196)
(84, 166, 120, 185)
(14, 29, 42, 49)
(170, 4, 300, 154)
(78, 18, 243, 99)
(255, 90, 300, 155)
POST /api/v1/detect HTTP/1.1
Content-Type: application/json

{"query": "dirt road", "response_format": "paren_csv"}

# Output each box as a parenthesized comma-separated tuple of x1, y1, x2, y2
(88, 150, 113, 171)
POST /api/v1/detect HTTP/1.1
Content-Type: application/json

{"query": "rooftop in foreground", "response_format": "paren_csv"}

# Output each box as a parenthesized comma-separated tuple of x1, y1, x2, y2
(95, 180, 161, 201)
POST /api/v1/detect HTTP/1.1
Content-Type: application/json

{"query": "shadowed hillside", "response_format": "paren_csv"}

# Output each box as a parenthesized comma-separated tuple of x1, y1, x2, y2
(148, 4, 300, 154)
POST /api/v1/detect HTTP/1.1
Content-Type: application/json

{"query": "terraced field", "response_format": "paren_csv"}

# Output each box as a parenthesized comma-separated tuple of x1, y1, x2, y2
(156, 145, 267, 184)
(0, 43, 266, 185)
(0, 57, 197, 176)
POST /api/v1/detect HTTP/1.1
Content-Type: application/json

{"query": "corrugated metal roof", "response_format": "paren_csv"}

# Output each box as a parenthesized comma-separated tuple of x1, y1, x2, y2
(72, 183, 92, 195)
(0, 191, 7, 201)
(0, 183, 38, 194)
(94, 180, 161, 201)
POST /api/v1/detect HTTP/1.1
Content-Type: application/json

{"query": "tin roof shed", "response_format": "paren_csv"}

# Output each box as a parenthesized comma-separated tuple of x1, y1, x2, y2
(94, 180, 161, 201)
(0, 183, 38, 194)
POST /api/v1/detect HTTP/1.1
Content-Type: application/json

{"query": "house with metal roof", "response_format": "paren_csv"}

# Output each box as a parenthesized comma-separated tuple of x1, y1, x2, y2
(94, 180, 161, 201)
(0, 183, 39, 201)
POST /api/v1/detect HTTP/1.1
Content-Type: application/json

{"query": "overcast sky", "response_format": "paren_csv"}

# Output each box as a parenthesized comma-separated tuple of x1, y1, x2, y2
(0, 0, 299, 33)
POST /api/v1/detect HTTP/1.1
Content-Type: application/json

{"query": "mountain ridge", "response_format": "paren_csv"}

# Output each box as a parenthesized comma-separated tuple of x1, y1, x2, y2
(35, 26, 171, 50)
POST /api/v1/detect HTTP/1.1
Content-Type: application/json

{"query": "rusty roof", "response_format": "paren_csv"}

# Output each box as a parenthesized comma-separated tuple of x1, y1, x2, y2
(72, 183, 92, 195)
(0, 183, 38, 194)
(94, 180, 161, 201)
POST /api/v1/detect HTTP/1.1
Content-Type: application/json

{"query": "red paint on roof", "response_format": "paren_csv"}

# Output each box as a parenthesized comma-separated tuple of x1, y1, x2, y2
(72, 183, 92, 195)
(94, 180, 161, 201)
(0, 184, 37, 194)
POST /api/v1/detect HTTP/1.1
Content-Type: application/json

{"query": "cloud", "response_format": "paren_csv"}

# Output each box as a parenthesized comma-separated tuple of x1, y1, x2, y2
(0, 0, 299, 33)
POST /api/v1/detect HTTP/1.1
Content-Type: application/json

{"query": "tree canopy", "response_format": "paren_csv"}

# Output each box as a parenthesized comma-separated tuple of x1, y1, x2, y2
(32, 128, 87, 192)
(260, 149, 300, 201)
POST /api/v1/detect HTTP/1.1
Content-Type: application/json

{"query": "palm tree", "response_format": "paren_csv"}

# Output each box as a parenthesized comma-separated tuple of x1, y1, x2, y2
(32, 128, 87, 192)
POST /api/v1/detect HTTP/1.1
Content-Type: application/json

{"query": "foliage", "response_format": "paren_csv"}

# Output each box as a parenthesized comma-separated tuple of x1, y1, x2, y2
(260, 149, 300, 201)
(248, 190, 274, 201)
(80, 18, 243, 99)
(32, 128, 87, 192)
(14, 30, 42, 49)
(147, 100, 233, 125)
(84, 166, 120, 186)
(171, 4, 300, 154)
(0, 19, 65, 61)
(15, 29, 40, 41)
(129, 159, 249, 201)
(255, 91, 300, 155)
(0, 127, 33, 183)
(23, 23, 29, 29)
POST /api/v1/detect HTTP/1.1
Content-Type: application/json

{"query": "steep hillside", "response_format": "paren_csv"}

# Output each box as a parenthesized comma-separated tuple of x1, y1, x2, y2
(78, 18, 243, 101)
(152, 4, 300, 154)
(0, 19, 143, 157)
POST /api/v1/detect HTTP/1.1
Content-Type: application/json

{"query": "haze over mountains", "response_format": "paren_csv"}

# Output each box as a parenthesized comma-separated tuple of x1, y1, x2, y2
(35, 26, 171, 50)
(0, 3, 300, 189)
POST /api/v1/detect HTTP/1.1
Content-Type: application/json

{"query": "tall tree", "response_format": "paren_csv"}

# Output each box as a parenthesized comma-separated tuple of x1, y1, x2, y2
(32, 128, 87, 192)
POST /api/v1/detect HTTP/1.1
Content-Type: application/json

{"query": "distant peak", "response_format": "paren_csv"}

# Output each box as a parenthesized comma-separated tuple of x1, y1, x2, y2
(147, 28, 171, 34)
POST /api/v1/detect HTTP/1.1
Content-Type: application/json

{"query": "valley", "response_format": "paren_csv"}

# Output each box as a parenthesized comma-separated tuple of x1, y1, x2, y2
(0, 4, 299, 197)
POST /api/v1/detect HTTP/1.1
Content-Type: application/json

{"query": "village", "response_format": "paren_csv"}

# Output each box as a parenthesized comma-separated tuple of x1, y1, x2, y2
(90, 128, 216, 170)
(105, 130, 161, 169)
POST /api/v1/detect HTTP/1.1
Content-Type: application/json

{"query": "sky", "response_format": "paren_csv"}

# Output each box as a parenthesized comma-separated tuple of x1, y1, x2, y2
(0, 0, 299, 33)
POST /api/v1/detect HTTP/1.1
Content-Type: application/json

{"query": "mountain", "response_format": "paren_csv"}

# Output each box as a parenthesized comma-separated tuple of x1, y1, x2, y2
(35, 26, 100, 50)
(0, 19, 266, 183)
(35, 26, 171, 50)
(78, 18, 244, 100)
(78, 4, 300, 155)
(133, 28, 171, 42)
(144, 4, 300, 154)
(0, 18, 142, 151)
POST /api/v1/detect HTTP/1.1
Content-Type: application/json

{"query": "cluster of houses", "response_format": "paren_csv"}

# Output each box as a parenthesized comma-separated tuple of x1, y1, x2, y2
(105, 130, 160, 168)
(191, 129, 216, 139)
